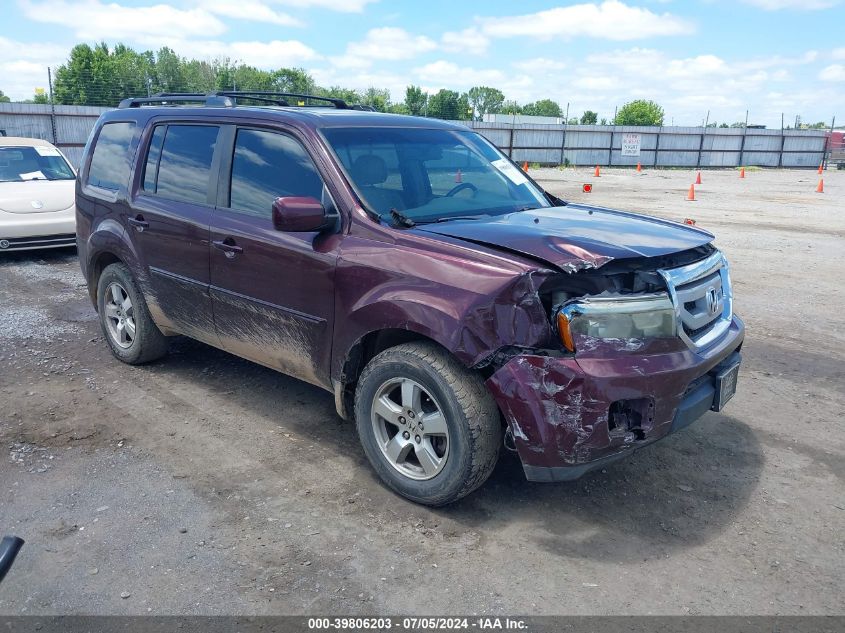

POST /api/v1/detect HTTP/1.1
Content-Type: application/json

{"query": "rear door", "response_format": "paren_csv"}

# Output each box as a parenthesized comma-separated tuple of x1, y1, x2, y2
(128, 122, 222, 344)
(209, 125, 339, 389)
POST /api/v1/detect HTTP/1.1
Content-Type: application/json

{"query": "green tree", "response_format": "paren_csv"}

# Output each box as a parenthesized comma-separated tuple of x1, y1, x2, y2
(499, 100, 522, 115)
(466, 86, 504, 121)
(614, 100, 664, 126)
(152, 47, 186, 93)
(580, 110, 598, 125)
(320, 86, 362, 104)
(522, 99, 561, 117)
(427, 89, 469, 120)
(404, 85, 427, 116)
(0, 90, 10, 103)
(270, 68, 316, 94)
(362, 87, 390, 112)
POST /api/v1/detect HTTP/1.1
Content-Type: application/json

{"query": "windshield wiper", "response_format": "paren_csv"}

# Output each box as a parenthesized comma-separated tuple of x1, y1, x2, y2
(389, 208, 416, 228)
(427, 215, 488, 224)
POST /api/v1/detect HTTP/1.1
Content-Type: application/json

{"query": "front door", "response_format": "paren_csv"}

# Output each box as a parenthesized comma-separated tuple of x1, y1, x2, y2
(128, 122, 222, 344)
(209, 126, 339, 389)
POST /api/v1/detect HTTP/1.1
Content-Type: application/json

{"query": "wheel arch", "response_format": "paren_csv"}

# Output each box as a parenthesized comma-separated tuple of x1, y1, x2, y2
(333, 327, 454, 420)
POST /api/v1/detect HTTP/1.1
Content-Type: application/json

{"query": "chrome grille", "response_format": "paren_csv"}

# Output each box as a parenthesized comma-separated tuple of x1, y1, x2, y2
(659, 251, 732, 350)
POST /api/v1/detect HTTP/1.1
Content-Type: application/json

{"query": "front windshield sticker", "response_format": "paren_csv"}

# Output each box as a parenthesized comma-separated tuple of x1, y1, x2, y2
(20, 170, 46, 180)
(491, 158, 529, 186)
(34, 146, 62, 157)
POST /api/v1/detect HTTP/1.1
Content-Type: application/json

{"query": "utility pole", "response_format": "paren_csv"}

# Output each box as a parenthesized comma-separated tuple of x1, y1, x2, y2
(47, 66, 57, 145)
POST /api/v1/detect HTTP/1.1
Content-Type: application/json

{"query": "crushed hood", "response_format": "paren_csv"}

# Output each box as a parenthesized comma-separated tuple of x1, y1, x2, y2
(0, 180, 75, 214)
(414, 203, 714, 272)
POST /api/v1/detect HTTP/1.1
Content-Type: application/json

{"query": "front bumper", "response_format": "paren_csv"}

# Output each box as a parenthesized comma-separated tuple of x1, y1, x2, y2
(0, 207, 76, 251)
(486, 315, 745, 482)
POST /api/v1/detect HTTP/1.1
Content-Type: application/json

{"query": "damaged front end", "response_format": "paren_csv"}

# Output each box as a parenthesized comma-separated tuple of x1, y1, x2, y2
(482, 244, 745, 482)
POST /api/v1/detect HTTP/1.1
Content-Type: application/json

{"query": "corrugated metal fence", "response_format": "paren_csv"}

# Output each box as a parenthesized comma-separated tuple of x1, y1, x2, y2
(454, 121, 828, 168)
(0, 103, 109, 168)
(0, 103, 828, 169)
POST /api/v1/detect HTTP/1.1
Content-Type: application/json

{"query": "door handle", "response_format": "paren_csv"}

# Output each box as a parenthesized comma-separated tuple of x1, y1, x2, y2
(128, 215, 149, 232)
(212, 238, 244, 259)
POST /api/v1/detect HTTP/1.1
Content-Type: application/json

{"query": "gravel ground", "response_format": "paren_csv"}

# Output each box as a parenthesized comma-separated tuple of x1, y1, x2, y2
(0, 167, 843, 615)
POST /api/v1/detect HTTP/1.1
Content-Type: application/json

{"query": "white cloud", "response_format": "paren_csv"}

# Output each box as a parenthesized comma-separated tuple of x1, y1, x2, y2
(0, 37, 69, 99)
(441, 28, 489, 55)
(347, 27, 437, 60)
(741, 0, 839, 9)
(331, 27, 437, 69)
(269, 0, 377, 11)
(819, 64, 845, 81)
(414, 60, 506, 87)
(149, 39, 320, 69)
(833, 48, 845, 60)
(512, 58, 567, 73)
(201, 0, 302, 27)
(19, 0, 227, 39)
(479, 1, 694, 41)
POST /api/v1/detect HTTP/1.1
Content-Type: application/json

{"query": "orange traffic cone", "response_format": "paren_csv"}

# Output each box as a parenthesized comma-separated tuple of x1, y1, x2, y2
(522, 161, 529, 171)
(636, 162, 642, 173)
(594, 165, 601, 177)
(455, 168, 462, 183)
(740, 167, 746, 179)
(686, 184, 696, 201)
(695, 171, 702, 185)
(818, 163, 824, 175)
(816, 178, 824, 193)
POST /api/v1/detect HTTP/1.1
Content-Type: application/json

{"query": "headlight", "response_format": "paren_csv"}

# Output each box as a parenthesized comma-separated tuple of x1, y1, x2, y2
(556, 293, 677, 352)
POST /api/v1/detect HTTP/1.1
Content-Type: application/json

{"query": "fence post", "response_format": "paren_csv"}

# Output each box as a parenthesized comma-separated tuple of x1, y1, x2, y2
(738, 110, 749, 167)
(654, 127, 661, 168)
(508, 127, 514, 159)
(608, 126, 614, 167)
(47, 66, 58, 145)
(778, 113, 785, 169)
(560, 122, 566, 167)
(696, 128, 705, 169)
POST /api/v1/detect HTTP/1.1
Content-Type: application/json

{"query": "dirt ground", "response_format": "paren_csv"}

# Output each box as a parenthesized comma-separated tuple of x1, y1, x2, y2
(0, 167, 842, 615)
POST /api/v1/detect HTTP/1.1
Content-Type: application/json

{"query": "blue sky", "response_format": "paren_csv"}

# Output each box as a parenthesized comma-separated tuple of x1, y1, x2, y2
(1, 0, 843, 126)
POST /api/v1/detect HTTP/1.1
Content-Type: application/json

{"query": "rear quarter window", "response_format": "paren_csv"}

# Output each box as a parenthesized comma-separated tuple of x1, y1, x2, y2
(87, 122, 135, 191)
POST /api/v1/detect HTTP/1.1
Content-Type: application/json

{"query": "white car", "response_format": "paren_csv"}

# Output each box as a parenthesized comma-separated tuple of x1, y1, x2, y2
(0, 137, 77, 251)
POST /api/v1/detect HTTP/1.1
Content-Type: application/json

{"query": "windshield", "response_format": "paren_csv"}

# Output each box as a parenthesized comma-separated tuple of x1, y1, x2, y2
(322, 127, 551, 224)
(0, 146, 75, 183)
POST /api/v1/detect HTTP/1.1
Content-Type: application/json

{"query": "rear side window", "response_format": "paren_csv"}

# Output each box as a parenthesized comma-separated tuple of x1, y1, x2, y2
(228, 129, 323, 218)
(87, 122, 135, 191)
(147, 125, 219, 205)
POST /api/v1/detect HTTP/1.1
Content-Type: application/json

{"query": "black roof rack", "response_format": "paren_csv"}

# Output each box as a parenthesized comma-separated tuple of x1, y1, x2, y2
(118, 91, 350, 109)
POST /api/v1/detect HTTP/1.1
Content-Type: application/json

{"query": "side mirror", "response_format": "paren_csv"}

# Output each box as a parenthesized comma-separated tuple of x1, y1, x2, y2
(271, 196, 330, 232)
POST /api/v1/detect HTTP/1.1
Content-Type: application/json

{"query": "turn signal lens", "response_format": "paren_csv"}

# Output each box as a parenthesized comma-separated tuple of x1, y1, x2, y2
(557, 311, 575, 352)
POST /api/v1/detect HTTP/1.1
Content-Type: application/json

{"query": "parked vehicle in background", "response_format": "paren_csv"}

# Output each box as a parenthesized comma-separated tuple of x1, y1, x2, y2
(0, 536, 24, 585)
(0, 137, 77, 251)
(76, 92, 744, 506)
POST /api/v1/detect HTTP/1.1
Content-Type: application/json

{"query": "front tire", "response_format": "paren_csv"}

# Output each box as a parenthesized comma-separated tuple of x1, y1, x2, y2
(97, 263, 168, 365)
(354, 342, 502, 506)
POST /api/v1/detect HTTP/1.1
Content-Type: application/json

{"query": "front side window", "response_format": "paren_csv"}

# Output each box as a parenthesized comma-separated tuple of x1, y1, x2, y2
(87, 122, 135, 191)
(322, 127, 550, 224)
(150, 125, 219, 205)
(228, 129, 323, 218)
(0, 145, 75, 183)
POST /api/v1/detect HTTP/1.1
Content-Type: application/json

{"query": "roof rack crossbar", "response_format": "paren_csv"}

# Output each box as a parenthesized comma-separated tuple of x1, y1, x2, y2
(118, 93, 221, 109)
(213, 91, 349, 109)
(117, 91, 351, 110)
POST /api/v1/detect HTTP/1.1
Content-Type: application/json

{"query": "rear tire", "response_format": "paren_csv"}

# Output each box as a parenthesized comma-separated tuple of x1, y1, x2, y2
(97, 263, 168, 365)
(354, 342, 501, 506)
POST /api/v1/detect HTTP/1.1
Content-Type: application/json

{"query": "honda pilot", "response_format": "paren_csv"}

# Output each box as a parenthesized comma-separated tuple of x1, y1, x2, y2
(76, 92, 744, 506)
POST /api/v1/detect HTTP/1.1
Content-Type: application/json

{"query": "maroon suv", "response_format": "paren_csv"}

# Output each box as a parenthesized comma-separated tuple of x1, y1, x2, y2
(76, 92, 743, 505)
